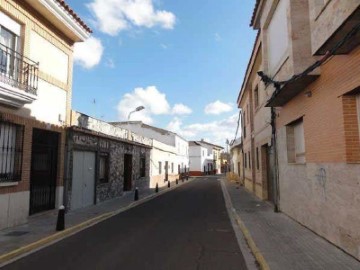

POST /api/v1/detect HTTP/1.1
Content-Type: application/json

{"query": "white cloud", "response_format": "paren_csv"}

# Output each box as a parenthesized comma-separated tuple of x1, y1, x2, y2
(87, 0, 176, 36)
(204, 100, 233, 115)
(166, 113, 240, 147)
(172, 103, 192, 115)
(74, 36, 104, 69)
(117, 86, 170, 124)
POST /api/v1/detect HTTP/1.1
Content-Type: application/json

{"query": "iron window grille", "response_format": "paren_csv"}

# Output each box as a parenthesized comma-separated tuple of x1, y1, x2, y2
(0, 121, 24, 182)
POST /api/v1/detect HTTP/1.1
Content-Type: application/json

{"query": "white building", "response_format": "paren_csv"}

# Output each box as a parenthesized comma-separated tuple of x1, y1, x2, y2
(111, 122, 189, 188)
(189, 140, 223, 176)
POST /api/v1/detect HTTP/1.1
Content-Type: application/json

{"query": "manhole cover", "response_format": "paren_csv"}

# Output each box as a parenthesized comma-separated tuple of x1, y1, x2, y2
(5, 231, 29, 236)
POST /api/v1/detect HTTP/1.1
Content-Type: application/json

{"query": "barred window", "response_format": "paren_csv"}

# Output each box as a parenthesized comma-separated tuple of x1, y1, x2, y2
(0, 121, 24, 182)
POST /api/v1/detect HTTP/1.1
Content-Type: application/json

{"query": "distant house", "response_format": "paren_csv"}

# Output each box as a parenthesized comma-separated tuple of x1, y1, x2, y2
(189, 140, 223, 176)
(0, 0, 90, 229)
(111, 121, 189, 188)
(229, 138, 242, 181)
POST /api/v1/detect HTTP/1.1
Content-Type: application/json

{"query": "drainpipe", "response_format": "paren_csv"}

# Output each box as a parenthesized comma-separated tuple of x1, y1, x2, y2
(270, 106, 280, 212)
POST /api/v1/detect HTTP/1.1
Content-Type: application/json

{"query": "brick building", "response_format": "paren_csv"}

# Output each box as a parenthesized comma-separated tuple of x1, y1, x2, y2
(0, 0, 90, 229)
(238, 0, 360, 259)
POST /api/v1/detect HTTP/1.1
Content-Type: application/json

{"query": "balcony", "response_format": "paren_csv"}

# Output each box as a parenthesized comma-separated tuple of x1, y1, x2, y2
(314, 7, 360, 55)
(0, 43, 38, 108)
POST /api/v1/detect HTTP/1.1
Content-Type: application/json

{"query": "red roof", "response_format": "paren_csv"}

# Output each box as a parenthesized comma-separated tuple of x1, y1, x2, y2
(55, 0, 92, 33)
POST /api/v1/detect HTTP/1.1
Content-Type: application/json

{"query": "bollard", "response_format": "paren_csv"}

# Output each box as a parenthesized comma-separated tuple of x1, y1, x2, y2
(56, 205, 65, 231)
(134, 187, 139, 201)
(155, 183, 159, 193)
(168, 181, 170, 188)
(176, 179, 178, 185)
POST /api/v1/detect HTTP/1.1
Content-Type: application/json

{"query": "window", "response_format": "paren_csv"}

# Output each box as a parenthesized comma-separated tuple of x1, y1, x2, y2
(158, 161, 162, 174)
(286, 118, 305, 163)
(256, 147, 259, 170)
(140, 156, 146, 177)
(171, 162, 174, 173)
(249, 151, 251, 168)
(267, 0, 289, 74)
(0, 12, 20, 78)
(0, 121, 24, 182)
(254, 86, 259, 108)
(247, 104, 250, 123)
(244, 152, 247, 168)
(99, 154, 109, 183)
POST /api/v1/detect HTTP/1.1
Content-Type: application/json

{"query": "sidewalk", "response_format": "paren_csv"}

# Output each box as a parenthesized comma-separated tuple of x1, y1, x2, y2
(222, 179, 360, 270)
(0, 178, 192, 264)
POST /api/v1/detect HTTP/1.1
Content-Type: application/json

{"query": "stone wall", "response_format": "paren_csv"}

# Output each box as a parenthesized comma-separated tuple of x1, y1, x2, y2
(65, 129, 151, 210)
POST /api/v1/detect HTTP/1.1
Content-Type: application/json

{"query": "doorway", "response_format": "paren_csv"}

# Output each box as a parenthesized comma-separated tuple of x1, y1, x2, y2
(123, 154, 132, 191)
(71, 151, 96, 210)
(165, 161, 168, 181)
(262, 145, 274, 203)
(29, 129, 58, 215)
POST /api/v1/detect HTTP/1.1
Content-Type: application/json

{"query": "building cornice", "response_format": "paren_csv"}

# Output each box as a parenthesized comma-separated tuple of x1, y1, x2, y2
(39, 0, 91, 41)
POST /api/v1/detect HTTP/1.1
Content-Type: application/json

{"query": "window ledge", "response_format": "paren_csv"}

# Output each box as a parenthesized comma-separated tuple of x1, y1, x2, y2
(0, 181, 19, 187)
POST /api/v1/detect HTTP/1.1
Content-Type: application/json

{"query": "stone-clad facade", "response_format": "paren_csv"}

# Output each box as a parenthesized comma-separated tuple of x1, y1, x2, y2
(65, 127, 151, 210)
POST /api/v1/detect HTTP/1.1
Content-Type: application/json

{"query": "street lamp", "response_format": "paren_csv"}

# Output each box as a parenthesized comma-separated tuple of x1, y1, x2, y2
(128, 106, 145, 120)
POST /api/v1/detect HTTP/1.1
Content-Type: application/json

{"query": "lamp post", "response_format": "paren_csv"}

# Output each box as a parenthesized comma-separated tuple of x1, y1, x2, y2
(128, 106, 145, 120)
(127, 106, 145, 139)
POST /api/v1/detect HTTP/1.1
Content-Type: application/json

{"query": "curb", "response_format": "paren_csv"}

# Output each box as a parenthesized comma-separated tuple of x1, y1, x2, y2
(220, 179, 270, 270)
(0, 178, 195, 266)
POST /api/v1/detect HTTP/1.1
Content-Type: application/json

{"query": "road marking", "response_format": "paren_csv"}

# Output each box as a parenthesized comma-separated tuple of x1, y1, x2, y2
(0, 178, 196, 267)
(220, 179, 270, 270)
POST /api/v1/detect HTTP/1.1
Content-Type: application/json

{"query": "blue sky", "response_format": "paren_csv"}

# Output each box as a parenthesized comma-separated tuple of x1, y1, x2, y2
(67, 0, 257, 146)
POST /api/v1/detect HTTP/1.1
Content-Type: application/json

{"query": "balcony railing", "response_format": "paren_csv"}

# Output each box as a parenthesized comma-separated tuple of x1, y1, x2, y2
(0, 43, 39, 95)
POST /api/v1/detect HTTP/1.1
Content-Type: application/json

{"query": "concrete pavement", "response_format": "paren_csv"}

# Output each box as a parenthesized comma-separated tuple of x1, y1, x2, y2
(222, 178, 360, 270)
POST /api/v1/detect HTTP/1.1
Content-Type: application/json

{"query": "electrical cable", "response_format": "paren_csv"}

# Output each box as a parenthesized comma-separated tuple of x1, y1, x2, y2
(257, 22, 360, 90)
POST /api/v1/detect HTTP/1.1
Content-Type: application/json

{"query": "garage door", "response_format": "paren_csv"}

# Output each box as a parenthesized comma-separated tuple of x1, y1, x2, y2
(72, 151, 96, 210)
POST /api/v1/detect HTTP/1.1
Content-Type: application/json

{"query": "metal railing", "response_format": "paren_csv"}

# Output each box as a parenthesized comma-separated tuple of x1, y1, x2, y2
(0, 43, 39, 95)
(0, 121, 24, 183)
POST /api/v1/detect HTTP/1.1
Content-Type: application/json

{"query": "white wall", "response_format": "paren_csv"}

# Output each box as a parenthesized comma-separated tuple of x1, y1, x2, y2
(123, 123, 175, 146)
(29, 31, 69, 83)
(0, 191, 29, 229)
(149, 139, 188, 188)
(22, 80, 67, 125)
(189, 145, 214, 172)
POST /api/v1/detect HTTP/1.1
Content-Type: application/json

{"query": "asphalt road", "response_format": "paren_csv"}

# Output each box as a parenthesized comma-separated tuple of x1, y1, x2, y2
(3, 177, 247, 270)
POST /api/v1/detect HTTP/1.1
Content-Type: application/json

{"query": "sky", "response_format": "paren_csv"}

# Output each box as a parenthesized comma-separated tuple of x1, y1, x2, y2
(67, 0, 257, 147)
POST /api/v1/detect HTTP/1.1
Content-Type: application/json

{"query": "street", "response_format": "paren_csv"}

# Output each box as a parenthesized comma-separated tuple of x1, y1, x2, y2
(2, 177, 247, 270)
